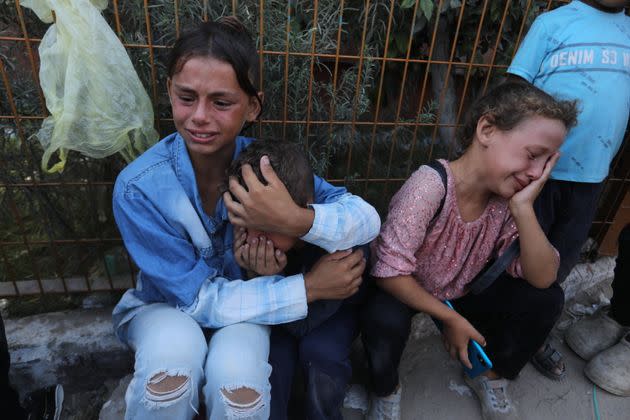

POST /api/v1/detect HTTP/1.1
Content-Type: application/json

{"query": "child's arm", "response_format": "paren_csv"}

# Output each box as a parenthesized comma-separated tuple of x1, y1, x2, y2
(113, 183, 306, 327)
(509, 153, 560, 288)
(224, 157, 380, 252)
(376, 275, 485, 369)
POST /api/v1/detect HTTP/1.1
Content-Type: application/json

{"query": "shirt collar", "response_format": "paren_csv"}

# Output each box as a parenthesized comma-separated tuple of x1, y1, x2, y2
(170, 132, 254, 227)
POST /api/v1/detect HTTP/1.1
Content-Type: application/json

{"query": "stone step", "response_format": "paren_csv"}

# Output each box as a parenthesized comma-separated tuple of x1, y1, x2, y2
(6, 307, 132, 396)
(5, 256, 616, 417)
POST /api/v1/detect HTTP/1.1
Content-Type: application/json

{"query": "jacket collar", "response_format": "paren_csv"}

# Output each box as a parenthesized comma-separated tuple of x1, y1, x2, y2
(169, 133, 254, 230)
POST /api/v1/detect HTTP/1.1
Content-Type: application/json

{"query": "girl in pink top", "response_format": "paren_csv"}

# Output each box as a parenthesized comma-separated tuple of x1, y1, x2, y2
(361, 82, 578, 420)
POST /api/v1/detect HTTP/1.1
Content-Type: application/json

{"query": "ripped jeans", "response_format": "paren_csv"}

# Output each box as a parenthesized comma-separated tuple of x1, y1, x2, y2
(122, 303, 271, 420)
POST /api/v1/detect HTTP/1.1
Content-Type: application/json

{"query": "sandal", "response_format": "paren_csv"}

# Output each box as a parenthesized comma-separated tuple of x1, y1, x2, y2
(531, 342, 566, 380)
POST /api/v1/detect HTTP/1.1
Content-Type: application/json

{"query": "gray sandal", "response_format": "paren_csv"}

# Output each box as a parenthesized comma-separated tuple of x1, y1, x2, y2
(532, 342, 566, 381)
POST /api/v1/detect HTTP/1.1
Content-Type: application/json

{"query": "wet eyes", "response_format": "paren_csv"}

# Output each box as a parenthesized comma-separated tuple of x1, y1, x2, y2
(214, 100, 232, 109)
(176, 96, 232, 109)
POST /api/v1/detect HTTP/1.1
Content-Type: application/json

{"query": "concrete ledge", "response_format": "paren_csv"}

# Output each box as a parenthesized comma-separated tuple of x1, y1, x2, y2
(4, 256, 616, 411)
(6, 307, 132, 395)
(0, 275, 134, 297)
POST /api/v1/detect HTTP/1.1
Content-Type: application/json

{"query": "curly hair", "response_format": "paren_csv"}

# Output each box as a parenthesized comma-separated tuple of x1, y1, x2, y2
(458, 81, 579, 151)
(222, 140, 314, 207)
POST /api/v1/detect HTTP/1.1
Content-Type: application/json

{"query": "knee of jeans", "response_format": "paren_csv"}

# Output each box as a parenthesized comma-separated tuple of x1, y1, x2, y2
(538, 283, 565, 320)
(519, 284, 564, 328)
(366, 342, 401, 390)
(306, 363, 346, 414)
(219, 385, 266, 419)
(142, 369, 196, 410)
(619, 224, 630, 244)
(362, 293, 411, 331)
(362, 328, 407, 375)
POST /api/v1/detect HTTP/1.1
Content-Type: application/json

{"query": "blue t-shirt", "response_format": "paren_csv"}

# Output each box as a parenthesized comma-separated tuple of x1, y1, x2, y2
(508, 1, 630, 183)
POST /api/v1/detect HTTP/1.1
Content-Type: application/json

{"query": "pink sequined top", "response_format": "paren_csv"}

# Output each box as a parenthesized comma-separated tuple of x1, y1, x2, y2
(371, 160, 522, 301)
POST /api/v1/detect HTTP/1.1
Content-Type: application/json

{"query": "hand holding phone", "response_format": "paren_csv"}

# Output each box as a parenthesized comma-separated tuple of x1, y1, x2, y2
(432, 300, 493, 378)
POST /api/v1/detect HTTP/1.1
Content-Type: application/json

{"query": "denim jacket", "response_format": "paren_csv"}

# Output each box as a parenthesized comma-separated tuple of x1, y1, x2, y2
(112, 133, 380, 334)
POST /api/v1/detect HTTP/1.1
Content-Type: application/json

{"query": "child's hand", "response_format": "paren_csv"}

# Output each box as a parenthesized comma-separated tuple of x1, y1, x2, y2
(442, 313, 486, 369)
(304, 249, 366, 302)
(510, 152, 559, 213)
(233, 227, 255, 274)
(233, 227, 248, 261)
(234, 228, 288, 276)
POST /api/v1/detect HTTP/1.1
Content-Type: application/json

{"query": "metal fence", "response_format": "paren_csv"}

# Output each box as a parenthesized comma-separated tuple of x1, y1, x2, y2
(0, 0, 628, 297)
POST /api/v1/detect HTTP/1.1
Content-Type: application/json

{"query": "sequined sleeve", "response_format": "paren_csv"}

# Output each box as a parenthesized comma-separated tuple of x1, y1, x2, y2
(371, 166, 445, 278)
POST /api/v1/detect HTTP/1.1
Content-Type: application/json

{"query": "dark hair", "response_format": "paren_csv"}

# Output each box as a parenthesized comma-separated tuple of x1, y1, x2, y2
(167, 16, 262, 120)
(223, 141, 314, 207)
(459, 81, 579, 150)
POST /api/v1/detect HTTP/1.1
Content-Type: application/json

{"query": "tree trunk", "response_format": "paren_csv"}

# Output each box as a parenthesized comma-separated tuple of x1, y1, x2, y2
(430, 17, 458, 154)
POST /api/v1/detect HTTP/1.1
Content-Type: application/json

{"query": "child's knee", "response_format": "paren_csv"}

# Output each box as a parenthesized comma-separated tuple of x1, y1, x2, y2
(146, 371, 191, 403)
(139, 369, 198, 411)
(618, 224, 630, 247)
(305, 363, 347, 412)
(204, 353, 271, 418)
(220, 387, 260, 405)
(539, 282, 565, 319)
(361, 290, 412, 332)
(523, 282, 564, 323)
(219, 386, 266, 418)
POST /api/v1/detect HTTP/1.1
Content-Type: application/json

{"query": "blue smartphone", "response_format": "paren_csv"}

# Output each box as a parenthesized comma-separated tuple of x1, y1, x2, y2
(432, 300, 493, 378)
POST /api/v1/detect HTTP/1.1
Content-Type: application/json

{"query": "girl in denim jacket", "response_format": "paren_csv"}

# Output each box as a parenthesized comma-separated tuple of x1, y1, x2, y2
(111, 17, 379, 420)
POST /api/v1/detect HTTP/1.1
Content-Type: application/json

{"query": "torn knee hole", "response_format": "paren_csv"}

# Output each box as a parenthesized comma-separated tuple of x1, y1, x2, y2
(146, 372, 190, 402)
(220, 387, 262, 408)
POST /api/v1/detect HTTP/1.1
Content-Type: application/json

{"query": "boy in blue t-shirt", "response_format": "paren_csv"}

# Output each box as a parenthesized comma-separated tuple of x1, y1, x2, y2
(507, 0, 629, 391)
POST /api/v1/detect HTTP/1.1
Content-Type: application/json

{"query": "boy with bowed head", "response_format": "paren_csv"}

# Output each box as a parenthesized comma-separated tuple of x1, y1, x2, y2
(225, 139, 371, 419)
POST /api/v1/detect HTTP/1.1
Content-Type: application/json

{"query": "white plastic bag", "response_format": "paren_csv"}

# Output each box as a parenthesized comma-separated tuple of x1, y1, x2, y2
(22, 0, 158, 172)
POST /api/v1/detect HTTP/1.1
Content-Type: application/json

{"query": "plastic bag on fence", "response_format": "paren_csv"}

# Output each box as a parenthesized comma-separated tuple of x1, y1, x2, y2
(22, 0, 158, 173)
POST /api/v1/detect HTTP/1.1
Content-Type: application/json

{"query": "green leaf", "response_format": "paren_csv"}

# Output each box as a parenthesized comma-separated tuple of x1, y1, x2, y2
(412, 15, 428, 34)
(395, 32, 409, 54)
(420, 0, 434, 20)
(400, 0, 416, 9)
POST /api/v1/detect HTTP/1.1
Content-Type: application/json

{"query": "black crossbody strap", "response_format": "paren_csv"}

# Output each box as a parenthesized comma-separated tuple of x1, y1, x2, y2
(426, 160, 447, 225)
(469, 240, 520, 295)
